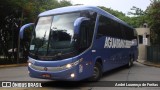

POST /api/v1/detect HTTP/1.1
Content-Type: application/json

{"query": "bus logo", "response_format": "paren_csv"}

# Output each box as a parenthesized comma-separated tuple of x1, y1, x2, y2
(104, 37, 132, 48)
(44, 67, 48, 71)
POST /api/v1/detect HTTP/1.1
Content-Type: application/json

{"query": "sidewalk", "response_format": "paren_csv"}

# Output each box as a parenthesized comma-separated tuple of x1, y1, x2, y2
(0, 63, 27, 68)
(137, 59, 160, 68)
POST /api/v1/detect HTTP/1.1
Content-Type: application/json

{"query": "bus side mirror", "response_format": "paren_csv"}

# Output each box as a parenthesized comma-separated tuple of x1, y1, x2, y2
(73, 17, 90, 39)
(74, 17, 91, 49)
(20, 23, 34, 39)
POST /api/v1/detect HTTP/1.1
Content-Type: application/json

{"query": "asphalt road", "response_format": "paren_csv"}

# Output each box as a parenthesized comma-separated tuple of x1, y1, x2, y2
(0, 62, 160, 90)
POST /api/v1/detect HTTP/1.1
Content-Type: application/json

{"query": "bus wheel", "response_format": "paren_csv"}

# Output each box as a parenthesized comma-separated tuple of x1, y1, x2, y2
(127, 57, 133, 68)
(90, 62, 102, 81)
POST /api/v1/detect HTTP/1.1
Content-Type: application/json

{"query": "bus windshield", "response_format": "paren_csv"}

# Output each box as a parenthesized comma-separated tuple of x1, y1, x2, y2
(29, 12, 80, 60)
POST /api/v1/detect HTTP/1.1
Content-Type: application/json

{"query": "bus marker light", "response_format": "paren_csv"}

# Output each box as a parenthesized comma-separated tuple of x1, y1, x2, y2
(92, 50, 96, 52)
(70, 73, 75, 78)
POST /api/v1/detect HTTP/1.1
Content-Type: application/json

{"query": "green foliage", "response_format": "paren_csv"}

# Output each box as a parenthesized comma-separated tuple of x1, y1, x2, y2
(0, 0, 72, 60)
(100, 4, 160, 45)
(2, 0, 72, 23)
(99, 6, 140, 28)
(146, 0, 160, 44)
(127, 0, 160, 45)
(128, 6, 148, 28)
(59, 0, 72, 7)
(128, 6, 145, 16)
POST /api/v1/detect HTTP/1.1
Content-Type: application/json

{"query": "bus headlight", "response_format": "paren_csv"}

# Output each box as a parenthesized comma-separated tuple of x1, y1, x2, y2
(66, 64, 72, 68)
(62, 58, 83, 70)
(28, 62, 32, 66)
(28, 57, 35, 66)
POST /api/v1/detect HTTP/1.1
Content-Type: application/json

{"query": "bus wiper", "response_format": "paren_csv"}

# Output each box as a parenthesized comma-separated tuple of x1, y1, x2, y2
(46, 28, 53, 56)
(34, 30, 47, 59)
(46, 27, 59, 56)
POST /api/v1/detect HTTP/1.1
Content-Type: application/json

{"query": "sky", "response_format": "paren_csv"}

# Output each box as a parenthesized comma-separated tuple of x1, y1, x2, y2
(69, 0, 151, 15)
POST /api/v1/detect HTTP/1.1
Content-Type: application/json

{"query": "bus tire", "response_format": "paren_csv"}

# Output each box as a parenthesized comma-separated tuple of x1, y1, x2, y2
(89, 62, 102, 81)
(127, 57, 133, 68)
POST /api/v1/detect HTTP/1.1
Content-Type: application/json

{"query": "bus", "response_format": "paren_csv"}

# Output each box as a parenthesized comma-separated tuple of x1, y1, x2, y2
(20, 6, 138, 81)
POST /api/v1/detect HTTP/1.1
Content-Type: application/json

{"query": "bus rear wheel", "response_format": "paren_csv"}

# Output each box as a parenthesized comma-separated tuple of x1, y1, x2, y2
(89, 62, 102, 81)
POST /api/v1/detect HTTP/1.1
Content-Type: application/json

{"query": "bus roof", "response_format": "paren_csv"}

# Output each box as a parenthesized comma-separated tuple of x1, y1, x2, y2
(39, 5, 133, 28)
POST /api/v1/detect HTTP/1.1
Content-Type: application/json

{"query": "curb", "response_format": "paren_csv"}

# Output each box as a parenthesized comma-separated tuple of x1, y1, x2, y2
(0, 63, 27, 68)
(137, 60, 160, 68)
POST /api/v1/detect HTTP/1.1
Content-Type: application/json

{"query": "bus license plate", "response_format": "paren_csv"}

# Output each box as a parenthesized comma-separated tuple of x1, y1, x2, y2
(42, 74, 51, 78)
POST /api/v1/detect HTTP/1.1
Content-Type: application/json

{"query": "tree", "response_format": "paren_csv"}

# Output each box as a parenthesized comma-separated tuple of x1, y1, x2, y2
(59, 0, 72, 7)
(128, 6, 145, 16)
(0, 1, 22, 61)
(0, 0, 72, 63)
(99, 6, 139, 28)
(128, 6, 148, 28)
(146, 0, 160, 44)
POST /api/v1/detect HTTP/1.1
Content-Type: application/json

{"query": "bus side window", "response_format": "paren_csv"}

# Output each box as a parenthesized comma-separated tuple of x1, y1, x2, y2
(97, 15, 120, 39)
(97, 15, 110, 38)
(79, 21, 94, 50)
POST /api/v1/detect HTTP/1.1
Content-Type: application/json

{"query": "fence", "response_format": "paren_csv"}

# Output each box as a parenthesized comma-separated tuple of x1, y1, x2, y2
(0, 50, 27, 65)
(147, 45, 160, 63)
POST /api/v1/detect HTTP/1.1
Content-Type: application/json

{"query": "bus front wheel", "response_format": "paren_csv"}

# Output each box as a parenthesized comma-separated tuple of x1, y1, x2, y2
(89, 62, 102, 81)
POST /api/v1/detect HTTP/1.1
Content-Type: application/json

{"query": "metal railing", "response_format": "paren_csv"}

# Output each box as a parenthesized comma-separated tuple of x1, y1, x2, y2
(147, 45, 160, 63)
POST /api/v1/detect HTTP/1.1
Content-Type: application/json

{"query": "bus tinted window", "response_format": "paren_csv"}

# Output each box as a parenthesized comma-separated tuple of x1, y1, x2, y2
(97, 15, 135, 40)
(97, 15, 123, 39)
(123, 26, 134, 40)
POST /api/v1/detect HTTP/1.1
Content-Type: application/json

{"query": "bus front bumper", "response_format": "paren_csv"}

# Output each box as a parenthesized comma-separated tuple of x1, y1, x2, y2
(28, 64, 83, 81)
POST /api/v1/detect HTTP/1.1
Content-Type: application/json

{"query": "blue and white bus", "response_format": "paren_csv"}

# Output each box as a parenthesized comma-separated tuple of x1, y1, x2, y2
(20, 6, 138, 81)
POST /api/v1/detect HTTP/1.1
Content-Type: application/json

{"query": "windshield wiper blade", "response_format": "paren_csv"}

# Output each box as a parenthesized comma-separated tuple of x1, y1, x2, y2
(34, 30, 47, 59)
(46, 28, 53, 56)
